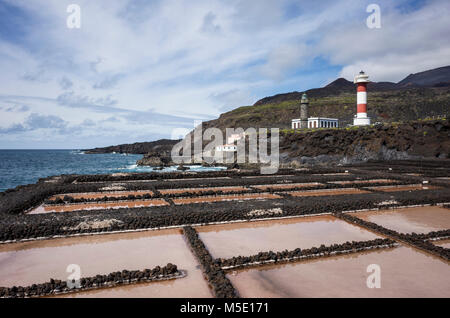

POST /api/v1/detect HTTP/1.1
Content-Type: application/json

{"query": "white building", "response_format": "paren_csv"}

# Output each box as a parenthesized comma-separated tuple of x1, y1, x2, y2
(307, 117, 339, 128)
(215, 132, 245, 153)
(227, 133, 244, 144)
(293, 117, 339, 129)
(291, 92, 339, 129)
(291, 118, 302, 129)
(215, 144, 237, 152)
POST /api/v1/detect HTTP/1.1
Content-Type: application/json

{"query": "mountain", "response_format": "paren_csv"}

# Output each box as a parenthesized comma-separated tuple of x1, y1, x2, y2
(325, 77, 355, 90)
(397, 66, 450, 87)
(255, 65, 450, 106)
(83, 139, 181, 154)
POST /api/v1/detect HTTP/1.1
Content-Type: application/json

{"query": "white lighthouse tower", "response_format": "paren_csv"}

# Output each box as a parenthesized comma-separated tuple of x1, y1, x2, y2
(353, 71, 371, 126)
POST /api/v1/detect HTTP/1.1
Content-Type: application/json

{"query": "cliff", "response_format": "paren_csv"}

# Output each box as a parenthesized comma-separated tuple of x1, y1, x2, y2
(280, 119, 450, 166)
(83, 139, 181, 154)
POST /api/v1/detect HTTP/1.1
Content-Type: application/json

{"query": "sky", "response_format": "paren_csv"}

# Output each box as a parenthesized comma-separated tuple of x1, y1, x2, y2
(0, 0, 449, 149)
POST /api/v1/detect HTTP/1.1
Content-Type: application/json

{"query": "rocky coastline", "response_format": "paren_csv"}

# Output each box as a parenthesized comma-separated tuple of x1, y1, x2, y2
(82, 119, 449, 171)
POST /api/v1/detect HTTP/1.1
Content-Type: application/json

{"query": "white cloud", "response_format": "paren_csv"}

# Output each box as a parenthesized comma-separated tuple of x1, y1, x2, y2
(261, 44, 311, 81)
(320, 0, 450, 82)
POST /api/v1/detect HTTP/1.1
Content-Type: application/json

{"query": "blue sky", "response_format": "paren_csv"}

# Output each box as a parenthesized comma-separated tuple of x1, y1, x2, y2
(0, 0, 449, 149)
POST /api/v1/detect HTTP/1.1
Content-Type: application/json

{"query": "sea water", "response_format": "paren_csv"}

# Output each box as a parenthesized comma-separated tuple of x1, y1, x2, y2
(0, 149, 226, 191)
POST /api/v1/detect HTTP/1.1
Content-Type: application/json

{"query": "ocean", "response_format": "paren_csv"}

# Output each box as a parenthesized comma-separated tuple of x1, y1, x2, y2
(0, 149, 226, 192)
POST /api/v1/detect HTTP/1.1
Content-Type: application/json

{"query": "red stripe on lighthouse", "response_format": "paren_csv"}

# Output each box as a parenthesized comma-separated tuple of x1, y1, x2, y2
(357, 104, 367, 113)
(357, 83, 367, 92)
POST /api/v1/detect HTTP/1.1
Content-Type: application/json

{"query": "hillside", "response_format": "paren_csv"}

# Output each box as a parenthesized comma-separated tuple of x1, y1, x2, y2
(202, 66, 450, 130)
(83, 139, 181, 154)
(203, 86, 450, 130)
(398, 66, 450, 87)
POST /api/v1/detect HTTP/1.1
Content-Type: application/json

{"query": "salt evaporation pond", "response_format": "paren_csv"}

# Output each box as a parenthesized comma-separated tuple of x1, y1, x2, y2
(367, 184, 440, 192)
(329, 179, 397, 185)
(0, 229, 212, 297)
(172, 193, 281, 205)
(433, 239, 450, 249)
(52, 190, 155, 200)
(29, 199, 169, 214)
(353, 206, 450, 234)
(287, 188, 369, 197)
(251, 182, 324, 190)
(227, 246, 450, 297)
(159, 186, 250, 195)
(196, 215, 381, 259)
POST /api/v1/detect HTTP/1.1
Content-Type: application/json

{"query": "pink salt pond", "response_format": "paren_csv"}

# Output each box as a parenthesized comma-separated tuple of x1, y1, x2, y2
(51, 190, 154, 200)
(433, 239, 450, 249)
(158, 186, 250, 195)
(172, 193, 281, 205)
(286, 188, 369, 197)
(242, 175, 294, 179)
(312, 173, 350, 176)
(329, 179, 398, 185)
(352, 206, 450, 234)
(251, 182, 324, 191)
(366, 184, 440, 192)
(196, 215, 381, 259)
(29, 199, 169, 214)
(0, 229, 212, 298)
(227, 245, 450, 298)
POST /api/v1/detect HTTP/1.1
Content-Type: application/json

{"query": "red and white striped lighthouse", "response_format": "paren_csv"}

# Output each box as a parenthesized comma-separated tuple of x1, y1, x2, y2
(353, 70, 371, 126)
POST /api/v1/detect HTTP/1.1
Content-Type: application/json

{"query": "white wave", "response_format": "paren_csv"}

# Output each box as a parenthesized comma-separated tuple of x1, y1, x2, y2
(116, 164, 227, 173)
(118, 164, 138, 170)
(70, 150, 85, 155)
